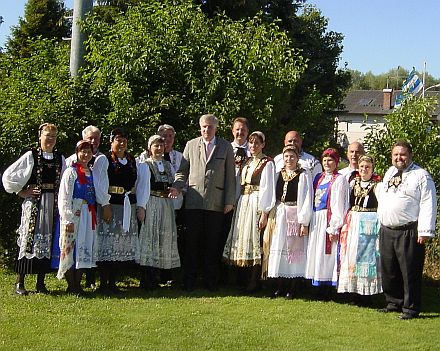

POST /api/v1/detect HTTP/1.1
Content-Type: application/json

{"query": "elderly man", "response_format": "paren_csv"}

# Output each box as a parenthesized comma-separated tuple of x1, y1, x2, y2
(377, 140, 437, 320)
(170, 114, 236, 291)
(157, 124, 183, 175)
(66, 125, 103, 167)
(274, 130, 322, 179)
(339, 141, 365, 182)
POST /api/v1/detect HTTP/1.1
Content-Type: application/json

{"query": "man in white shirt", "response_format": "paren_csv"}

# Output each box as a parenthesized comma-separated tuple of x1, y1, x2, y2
(274, 131, 322, 180)
(339, 141, 365, 182)
(377, 140, 437, 320)
(230, 117, 251, 200)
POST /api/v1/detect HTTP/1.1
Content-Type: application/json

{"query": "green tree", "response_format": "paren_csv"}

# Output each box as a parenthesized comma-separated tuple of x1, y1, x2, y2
(349, 67, 440, 91)
(83, 0, 306, 153)
(363, 95, 440, 186)
(195, 1, 351, 152)
(6, 0, 69, 58)
(363, 95, 440, 274)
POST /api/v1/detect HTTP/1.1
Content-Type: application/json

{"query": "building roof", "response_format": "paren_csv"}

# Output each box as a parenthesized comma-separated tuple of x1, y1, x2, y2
(338, 89, 440, 117)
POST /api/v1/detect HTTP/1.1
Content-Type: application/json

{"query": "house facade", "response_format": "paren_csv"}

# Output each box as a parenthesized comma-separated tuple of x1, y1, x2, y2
(336, 89, 440, 148)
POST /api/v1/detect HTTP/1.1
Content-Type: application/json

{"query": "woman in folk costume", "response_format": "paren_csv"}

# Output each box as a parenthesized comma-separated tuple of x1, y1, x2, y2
(305, 148, 349, 292)
(57, 140, 98, 294)
(337, 155, 382, 298)
(2, 123, 65, 295)
(95, 128, 150, 294)
(264, 145, 313, 299)
(137, 135, 180, 289)
(223, 131, 275, 292)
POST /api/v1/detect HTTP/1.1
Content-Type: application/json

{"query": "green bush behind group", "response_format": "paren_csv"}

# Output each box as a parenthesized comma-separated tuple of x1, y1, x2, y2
(0, 0, 438, 277)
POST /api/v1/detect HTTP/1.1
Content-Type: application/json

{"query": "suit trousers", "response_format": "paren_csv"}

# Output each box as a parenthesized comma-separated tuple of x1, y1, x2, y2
(184, 209, 225, 290)
(379, 223, 425, 315)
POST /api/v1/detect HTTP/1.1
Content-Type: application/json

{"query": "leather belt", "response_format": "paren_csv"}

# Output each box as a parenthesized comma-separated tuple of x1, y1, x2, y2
(108, 186, 135, 195)
(384, 221, 417, 230)
(282, 201, 297, 206)
(351, 205, 377, 212)
(242, 184, 259, 195)
(28, 183, 54, 190)
(151, 190, 169, 198)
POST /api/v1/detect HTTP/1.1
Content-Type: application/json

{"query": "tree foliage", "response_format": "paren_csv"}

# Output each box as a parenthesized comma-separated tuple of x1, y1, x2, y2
(363, 95, 440, 187)
(363, 96, 440, 276)
(6, 0, 69, 58)
(83, 0, 306, 153)
(349, 68, 440, 91)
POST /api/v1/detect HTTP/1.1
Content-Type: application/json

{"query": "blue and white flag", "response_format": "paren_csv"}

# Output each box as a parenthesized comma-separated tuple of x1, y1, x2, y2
(395, 68, 424, 108)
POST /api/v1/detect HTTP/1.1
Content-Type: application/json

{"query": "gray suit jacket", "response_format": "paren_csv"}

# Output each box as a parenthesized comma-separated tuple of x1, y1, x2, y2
(174, 136, 236, 212)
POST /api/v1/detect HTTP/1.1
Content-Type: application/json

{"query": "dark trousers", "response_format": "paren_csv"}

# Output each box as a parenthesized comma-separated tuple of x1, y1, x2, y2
(379, 224, 425, 315)
(184, 209, 224, 290)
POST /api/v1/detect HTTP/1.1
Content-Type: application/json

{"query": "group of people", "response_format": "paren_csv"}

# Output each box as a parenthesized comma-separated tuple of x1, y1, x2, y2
(2, 115, 437, 320)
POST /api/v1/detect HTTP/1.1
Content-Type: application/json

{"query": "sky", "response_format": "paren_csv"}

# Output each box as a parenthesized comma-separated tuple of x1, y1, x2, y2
(1, 0, 439, 79)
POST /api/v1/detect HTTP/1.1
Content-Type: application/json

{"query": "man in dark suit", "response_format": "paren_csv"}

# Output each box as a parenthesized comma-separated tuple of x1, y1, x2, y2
(170, 114, 236, 291)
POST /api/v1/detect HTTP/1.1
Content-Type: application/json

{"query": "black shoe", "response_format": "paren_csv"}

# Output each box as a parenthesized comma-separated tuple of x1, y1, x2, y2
(398, 313, 418, 320)
(108, 284, 122, 294)
(35, 285, 50, 294)
(285, 292, 294, 300)
(272, 290, 282, 299)
(377, 306, 400, 313)
(15, 283, 28, 296)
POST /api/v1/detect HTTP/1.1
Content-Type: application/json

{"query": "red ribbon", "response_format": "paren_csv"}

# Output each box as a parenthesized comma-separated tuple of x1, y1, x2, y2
(88, 204, 97, 230)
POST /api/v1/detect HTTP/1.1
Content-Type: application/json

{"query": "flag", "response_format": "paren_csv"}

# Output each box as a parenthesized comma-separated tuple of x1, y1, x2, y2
(394, 68, 424, 108)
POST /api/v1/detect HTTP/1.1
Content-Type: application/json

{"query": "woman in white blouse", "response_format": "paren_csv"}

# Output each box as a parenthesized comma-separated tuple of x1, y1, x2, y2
(223, 131, 275, 293)
(137, 135, 180, 289)
(2, 123, 66, 295)
(95, 128, 150, 294)
(264, 145, 313, 299)
(305, 148, 349, 294)
(57, 140, 98, 294)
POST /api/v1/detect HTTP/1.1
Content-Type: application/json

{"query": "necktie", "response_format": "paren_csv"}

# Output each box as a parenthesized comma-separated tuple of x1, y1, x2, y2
(164, 152, 171, 162)
(206, 142, 213, 159)
(348, 170, 359, 183)
(235, 147, 246, 166)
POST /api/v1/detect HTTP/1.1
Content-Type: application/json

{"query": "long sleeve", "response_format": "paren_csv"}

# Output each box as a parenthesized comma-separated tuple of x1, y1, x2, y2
(173, 143, 190, 191)
(58, 167, 77, 224)
(93, 155, 111, 206)
(224, 141, 237, 206)
(327, 175, 349, 235)
(2, 151, 34, 194)
(417, 172, 437, 237)
(135, 160, 151, 209)
(258, 161, 276, 213)
(297, 170, 313, 226)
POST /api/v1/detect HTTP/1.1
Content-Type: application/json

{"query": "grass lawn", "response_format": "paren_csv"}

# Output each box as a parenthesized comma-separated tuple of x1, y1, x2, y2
(1, 269, 439, 351)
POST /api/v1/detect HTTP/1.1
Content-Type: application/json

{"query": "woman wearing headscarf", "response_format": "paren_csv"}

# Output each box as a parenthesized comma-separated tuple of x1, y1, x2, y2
(57, 140, 98, 294)
(305, 148, 349, 291)
(264, 145, 313, 299)
(137, 135, 180, 289)
(95, 128, 150, 294)
(2, 123, 66, 295)
(337, 155, 382, 298)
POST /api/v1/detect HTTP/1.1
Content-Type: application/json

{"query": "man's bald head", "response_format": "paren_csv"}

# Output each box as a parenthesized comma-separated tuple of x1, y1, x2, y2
(284, 131, 303, 151)
(347, 141, 365, 169)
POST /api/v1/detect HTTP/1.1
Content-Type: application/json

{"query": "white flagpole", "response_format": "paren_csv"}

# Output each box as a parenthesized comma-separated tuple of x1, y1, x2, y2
(422, 61, 426, 97)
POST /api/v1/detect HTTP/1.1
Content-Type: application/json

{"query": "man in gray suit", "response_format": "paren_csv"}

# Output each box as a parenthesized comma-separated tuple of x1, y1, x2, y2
(170, 114, 236, 291)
